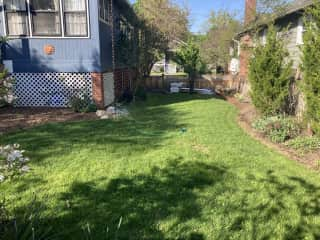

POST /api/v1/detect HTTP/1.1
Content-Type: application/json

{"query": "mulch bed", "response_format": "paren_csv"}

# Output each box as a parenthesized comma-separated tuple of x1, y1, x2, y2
(0, 107, 98, 134)
(227, 97, 320, 170)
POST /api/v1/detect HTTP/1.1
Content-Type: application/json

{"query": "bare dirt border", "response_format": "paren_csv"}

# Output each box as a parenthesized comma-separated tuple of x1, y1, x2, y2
(0, 107, 98, 135)
(226, 96, 320, 170)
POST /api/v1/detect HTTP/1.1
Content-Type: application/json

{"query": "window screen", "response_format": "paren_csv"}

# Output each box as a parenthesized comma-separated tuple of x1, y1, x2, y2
(4, 0, 29, 36)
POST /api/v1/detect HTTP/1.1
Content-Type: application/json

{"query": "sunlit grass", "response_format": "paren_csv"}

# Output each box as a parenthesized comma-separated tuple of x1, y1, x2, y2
(1, 93, 320, 239)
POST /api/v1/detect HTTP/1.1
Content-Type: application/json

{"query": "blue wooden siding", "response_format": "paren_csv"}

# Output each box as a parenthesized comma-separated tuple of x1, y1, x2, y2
(0, 1, 103, 73)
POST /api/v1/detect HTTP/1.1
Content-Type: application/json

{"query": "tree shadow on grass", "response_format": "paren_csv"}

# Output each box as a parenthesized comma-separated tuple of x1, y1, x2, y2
(140, 93, 225, 107)
(1, 95, 195, 165)
(12, 159, 227, 240)
(222, 170, 320, 240)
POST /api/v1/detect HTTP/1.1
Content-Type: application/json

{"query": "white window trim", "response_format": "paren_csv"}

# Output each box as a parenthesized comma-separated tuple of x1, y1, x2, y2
(262, 28, 267, 45)
(296, 17, 304, 45)
(2, 0, 91, 39)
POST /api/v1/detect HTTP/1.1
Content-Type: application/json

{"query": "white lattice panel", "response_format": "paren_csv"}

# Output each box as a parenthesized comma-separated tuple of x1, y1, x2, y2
(12, 73, 92, 107)
(103, 72, 115, 106)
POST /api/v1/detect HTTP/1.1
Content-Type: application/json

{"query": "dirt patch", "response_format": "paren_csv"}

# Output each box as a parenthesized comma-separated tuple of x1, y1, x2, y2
(0, 107, 98, 134)
(226, 97, 320, 170)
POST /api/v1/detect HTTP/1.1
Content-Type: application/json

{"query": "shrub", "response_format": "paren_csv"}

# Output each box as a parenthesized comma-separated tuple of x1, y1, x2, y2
(0, 68, 16, 108)
(120, 88, 134, 103)
(301, 2, 320, 134)
(248, 25, 293, 115)
(285, 136, 320, 153)
(0, 144, 30, 182)
(252, 116, 301, 143)
(69, 92, 97, 113)
(135, 86, 147, 101)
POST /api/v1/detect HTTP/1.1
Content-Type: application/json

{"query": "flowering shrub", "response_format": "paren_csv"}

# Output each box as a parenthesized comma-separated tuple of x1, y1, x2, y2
(0, 144, 30, 182)
(0, 69, 16, 107)
(252, 116, 301, 143)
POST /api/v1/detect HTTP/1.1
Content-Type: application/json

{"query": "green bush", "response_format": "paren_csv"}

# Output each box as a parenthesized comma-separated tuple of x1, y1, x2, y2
(69, 93, 97, 113)
(252, 115, 301, 143)
(285, 136, 320, 153)
(248, 25, 292, 115)
(135, 86, 147, 101)
(301, 2, 320, 134)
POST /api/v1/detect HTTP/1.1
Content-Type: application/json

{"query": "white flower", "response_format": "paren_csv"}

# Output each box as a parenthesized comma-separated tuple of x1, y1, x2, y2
(20, 166, 30, 172)
(0, 175, 4, 182)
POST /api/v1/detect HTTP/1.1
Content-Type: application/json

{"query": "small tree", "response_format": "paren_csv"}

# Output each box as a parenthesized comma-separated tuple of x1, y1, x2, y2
(174, 39, 204, 93)
(248, 25, 292, 115)
(301, 2, 320, 134)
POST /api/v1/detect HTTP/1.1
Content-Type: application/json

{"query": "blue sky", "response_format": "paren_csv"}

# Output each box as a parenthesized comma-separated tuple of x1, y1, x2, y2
(129, 0, 245, 33)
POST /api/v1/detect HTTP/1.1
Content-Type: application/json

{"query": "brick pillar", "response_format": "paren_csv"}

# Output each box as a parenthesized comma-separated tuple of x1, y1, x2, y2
(245, 0, 256, 25)
(91, 72, 104, 109)
(238, 34, 253, 96)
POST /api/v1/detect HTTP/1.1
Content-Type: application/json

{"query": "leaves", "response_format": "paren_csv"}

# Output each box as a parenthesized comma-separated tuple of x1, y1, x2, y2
(301, 2, 320, 134)
(248, 24, 293, 115)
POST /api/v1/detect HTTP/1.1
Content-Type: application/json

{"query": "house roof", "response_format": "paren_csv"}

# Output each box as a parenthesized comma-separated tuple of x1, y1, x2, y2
(237, 0, 315, 37)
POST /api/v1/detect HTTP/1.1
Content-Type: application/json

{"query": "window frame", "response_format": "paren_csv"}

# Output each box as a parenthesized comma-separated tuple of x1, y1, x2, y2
(30, 0, 62, 37)
(98, 0, 111, 25)
(296, 17, 304, 45)
(4, 0, 30, 37)
(2, 0, 90, 39)
(63, 0, 88, 37)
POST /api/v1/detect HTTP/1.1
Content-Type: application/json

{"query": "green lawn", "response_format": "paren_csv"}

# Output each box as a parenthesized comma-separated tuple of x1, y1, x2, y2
(1, 94, 320, 240)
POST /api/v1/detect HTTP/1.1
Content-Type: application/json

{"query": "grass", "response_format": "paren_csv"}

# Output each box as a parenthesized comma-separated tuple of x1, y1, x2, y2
(1, 93, 320, 239)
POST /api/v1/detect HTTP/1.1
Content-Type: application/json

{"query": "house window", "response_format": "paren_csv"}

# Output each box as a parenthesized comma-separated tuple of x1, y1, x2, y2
(63, 0, 87, 36)
(99, 0, 111, 23)
(261, 28, 267, 45)
(4, 0, 29, 36)
(297, 17, 304, 45)
(3, 0, 89, 38)
(30, 0, 61, 36)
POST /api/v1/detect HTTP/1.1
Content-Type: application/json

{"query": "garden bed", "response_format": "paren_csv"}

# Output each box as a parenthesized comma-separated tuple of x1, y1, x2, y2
(0, 107, 97, 134)
(227, 97, 320, 170)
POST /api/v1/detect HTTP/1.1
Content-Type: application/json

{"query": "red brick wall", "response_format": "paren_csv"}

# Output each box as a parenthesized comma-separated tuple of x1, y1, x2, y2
(239, 34, 253, 80)
(245, 0, 257, 25)
(91, 72, 104, 109)
(114, 68, 137, 99)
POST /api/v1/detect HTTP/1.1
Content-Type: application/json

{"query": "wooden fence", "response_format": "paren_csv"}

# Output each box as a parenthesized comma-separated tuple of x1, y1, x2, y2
(145, 74, 235, 91)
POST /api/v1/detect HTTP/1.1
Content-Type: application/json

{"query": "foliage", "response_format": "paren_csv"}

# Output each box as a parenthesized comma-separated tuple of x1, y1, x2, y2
(115, 0, 189, 93)
(201, 10, 242, 68)
(2, 94, 320, 239)
(301, 1, 320, 134)
(0, 144, 30, 182)
(248, 24, 293, 115)
(0, 68, 16, 108)
(119, 89, 134, 103)
(174, 39, 205, 93)
(69, 92, 97, 113)
(252, 115, 301, 143)
(134, 86, 147, 101)
(1, 196, 55, 240)
(285, 136, 320, 153)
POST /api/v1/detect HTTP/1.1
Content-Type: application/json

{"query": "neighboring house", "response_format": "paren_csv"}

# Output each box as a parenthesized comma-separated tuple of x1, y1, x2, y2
(233, 0, 313, 99)
(0, 0, 138, 108)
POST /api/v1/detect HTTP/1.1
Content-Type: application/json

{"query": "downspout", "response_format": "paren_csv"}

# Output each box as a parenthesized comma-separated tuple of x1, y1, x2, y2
(110, 0, 116, 104)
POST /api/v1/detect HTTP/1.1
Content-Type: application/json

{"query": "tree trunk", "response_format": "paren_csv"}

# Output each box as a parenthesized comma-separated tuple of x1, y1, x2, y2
(189, 75, 195, 94)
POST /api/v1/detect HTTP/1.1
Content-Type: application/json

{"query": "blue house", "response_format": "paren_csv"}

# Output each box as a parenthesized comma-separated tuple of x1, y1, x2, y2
(0, 0, 138, 108)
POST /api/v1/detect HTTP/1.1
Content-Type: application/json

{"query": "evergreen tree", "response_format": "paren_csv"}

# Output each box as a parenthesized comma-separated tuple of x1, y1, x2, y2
(301, 2, 320, 134)
(248, 24, 292, 115)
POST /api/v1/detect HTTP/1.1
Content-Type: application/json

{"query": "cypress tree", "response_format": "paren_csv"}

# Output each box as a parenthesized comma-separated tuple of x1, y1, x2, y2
(248, 24, 293, 115)
(301, 2, 320, 134)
